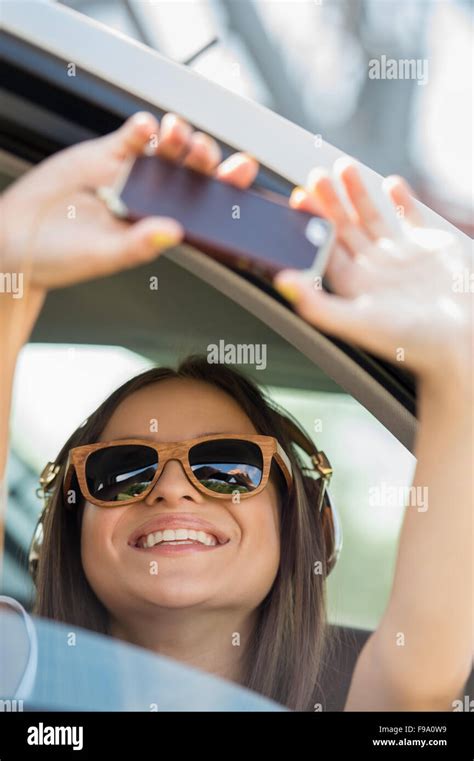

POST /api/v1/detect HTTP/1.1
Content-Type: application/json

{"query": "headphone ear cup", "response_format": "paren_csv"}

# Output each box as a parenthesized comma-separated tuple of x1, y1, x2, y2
(320, 495, 336, 575)
(28, 523, 41, 585)
(301, 474, 335, 575)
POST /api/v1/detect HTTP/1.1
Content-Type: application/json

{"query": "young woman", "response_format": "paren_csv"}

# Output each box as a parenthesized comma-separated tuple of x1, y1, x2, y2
(0, 112, 472, 711)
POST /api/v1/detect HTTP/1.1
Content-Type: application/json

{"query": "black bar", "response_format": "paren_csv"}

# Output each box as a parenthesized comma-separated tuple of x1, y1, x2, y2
(0, 710, 472, 758)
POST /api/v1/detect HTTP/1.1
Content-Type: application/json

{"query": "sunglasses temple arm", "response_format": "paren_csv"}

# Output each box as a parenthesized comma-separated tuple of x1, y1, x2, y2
(275, 442, 293, 485)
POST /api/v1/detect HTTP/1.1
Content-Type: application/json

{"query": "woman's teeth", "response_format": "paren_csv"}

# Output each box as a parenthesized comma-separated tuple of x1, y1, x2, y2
(138, 528, 218, 548)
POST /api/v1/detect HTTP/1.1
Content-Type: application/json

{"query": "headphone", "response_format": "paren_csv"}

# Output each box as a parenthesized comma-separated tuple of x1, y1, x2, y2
(280, 416, 342, 575)
(28, 426, 342, 582)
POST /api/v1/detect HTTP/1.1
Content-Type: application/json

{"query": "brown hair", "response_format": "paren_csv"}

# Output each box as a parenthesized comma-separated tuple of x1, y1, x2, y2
(30, 354, 332, 710)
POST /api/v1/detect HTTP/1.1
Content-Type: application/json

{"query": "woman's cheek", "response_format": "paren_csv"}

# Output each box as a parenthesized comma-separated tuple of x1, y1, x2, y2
(80, 502, 122, 572)
(233, 491, 281, 591)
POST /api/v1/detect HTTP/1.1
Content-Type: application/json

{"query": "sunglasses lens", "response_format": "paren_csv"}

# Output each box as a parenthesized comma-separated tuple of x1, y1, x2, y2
(189, 439, 263, 495)
(86, 445, 158, 502)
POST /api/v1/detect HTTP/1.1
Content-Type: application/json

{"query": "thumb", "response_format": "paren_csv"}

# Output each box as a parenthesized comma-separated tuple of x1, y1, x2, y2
(274, 271, 359, 340)
(97, 216, 184, 276)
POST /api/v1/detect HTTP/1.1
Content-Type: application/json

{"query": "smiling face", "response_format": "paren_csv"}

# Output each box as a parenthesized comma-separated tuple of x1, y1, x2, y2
(80, 378, 282, 622)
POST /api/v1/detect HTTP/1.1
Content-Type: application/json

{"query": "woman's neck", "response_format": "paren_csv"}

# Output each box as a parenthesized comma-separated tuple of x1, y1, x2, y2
(107, 606, 257, 685)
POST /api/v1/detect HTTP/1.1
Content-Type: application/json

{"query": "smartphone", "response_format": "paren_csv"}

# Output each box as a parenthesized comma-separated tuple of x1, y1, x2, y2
(99, 155, 334, 283)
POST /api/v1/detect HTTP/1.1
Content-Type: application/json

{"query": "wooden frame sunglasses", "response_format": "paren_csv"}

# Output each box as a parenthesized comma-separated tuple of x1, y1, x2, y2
(60, 433, 294, 507)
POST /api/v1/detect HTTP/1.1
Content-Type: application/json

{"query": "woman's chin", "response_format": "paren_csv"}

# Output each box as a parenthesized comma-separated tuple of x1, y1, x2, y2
(113, 568, 222, 609)
(130, 586, 219, 611)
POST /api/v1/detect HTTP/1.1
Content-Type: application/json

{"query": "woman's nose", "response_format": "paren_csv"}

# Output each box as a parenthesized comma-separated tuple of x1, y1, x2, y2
(144, 459, 202, 505)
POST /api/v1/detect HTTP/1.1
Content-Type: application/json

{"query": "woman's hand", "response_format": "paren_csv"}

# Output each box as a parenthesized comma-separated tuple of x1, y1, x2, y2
(0, 109, 259, 525)
(274, 160, 472, 384)
(1, 111, 258, 293)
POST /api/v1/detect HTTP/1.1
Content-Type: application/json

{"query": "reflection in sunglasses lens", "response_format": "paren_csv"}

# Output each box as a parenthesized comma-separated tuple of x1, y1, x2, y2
(86, 445, 158, 502)
(189, 440, 263, 494)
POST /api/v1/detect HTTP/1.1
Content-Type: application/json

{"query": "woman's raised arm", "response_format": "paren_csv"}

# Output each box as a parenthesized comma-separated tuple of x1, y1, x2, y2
(274, 163, 473, 709)
(0, 111, 258, 565)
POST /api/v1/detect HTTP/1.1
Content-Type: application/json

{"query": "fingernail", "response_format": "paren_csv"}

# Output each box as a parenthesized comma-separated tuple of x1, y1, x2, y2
(334, 155, 357, 174)
(307, 167, 330, 190)
(382, 175, 402, 192)
(192, 133, 221, 165)
(162, 113, 192, 142)
(132, 111, 154, 126)
(151, 231, 181, 249)
(274, 281, 300, 303)
(219, 153, 244, 172)
(290, 186, 307, 204)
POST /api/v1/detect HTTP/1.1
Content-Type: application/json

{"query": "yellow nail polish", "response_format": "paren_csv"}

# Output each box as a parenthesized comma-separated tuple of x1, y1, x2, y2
(151, 231, 180, 249)
(274, 282, 299, 303)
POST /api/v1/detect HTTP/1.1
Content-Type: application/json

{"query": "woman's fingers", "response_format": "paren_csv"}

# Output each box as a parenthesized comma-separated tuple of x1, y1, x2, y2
(296, 171, 371, 257)
(104, 111, 258, 189)
(183, 131, 222, 174)
(383, 175, 424, 228)
(289, 191, 362, 296)
(215, 152, 259, 188)
(156, 111, 259, 184)
(156, 113, 193, 161)
(335, 158, 391, 240)
(289, 184, 326, 216)
(157, 114, 257, 183)
(273, 273, 398, 364)
(274, 231, 369, 299)
(108, 111, 161, 161)
(69, 111, 160, 187)
(273, 272, 364, 340)
(289, 175, 376, 296)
